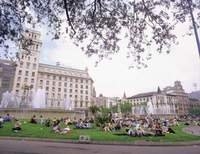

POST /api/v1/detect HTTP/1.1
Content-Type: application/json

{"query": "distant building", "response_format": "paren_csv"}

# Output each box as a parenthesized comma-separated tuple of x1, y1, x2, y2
(188, 90, 200, 111)
(127, 81, 190, 115)
(0, 29, 95, 110)
(189, 91, 200, 100)
(95, 94, 119, 108)
(189, 98, 200, 111)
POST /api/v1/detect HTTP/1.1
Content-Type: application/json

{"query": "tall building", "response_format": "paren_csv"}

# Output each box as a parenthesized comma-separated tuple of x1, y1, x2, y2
(1, 29, 94, 110)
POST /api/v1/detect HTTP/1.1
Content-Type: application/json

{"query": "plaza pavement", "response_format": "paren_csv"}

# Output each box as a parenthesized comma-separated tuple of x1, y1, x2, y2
(0, 139, 200, 154)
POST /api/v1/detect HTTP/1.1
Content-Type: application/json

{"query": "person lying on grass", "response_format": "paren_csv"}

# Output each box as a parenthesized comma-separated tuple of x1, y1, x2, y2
(52, 120, 71, 134)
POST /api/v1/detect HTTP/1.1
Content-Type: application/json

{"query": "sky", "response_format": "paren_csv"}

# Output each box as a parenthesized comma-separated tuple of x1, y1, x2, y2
(38, 22, 200, 98)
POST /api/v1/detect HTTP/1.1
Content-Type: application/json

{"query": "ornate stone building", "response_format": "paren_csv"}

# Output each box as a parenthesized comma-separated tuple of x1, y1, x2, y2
(127, 81, 190, 115)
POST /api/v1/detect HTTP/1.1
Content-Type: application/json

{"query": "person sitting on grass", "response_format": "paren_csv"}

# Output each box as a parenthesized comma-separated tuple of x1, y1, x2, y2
(60, 126, 71, 134)
(4, 113, 12, 122)
(127, 127, 134, 136)
(30, 115, 37, 124)
(45, 118, 51, 127)
(154, 122, 164, 136)
(39, 115, 45, 125)
(167, 127, 175, 134)
(52, 120, 62, 133)
(12, 119, 21, 132)
(0, 116, 4, 128)
(104, 123, 113, 132)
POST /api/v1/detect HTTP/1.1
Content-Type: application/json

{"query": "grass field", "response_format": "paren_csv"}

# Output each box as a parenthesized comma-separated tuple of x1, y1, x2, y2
(0, 120, 200, 143)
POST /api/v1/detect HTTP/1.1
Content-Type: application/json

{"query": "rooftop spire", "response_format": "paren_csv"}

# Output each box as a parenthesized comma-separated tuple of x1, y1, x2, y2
(157, 86, 161, 94)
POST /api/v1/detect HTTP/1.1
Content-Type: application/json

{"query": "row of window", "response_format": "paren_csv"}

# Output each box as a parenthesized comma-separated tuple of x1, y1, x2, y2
(17, 77, 35, 83)
(21, 55, 37, 61)
(39, 74, 89, 83)
(46, 100, 89, 108)
(39, 80, 89, 89)
(20, 62, 37, 69)
(18, 70, 36, 77)
(44, 86, 88, 93)
(46, 93, 89, 100)
(28, 32, 39, 39)
(16, 83, 34, 89)
(131, 97, 153, 102)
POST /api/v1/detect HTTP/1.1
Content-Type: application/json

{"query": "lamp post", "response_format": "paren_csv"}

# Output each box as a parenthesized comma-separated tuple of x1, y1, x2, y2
(21, 84, 33, 108)
(187, 0, 200, 58)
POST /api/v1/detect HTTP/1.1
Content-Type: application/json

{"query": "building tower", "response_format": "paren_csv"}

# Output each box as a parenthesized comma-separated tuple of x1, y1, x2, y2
(12, 29, 42, 107)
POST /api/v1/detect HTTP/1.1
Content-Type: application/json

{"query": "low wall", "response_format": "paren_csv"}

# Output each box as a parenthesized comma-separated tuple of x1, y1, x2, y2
(0, 108, 85, 120)
(135, 114, 178, 119)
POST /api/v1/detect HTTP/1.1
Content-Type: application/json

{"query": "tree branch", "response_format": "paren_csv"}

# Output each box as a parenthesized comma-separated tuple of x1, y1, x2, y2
(63, 0, 76, 34)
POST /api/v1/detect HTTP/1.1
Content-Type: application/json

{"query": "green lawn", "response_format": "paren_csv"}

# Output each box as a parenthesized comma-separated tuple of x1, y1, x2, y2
(0, 121, 200, 143)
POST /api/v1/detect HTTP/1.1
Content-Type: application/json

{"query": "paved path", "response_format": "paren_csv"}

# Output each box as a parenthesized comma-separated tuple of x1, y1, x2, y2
(0, 139, 200, 154)
(183, 125, 200, 136)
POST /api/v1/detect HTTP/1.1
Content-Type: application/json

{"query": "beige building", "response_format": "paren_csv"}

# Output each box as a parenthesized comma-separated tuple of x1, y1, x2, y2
(3, 29, 94, 110)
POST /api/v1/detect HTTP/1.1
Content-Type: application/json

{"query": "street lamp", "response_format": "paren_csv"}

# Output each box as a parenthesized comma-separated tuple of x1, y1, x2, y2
(187, 0, 200, 58)
(21, 84, 33, 108)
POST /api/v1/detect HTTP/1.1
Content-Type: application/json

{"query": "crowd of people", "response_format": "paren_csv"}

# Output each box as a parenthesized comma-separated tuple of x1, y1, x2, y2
(0, 113, 199, 137)
(0, 113, 22, 132)
(102, 116, 179, 137)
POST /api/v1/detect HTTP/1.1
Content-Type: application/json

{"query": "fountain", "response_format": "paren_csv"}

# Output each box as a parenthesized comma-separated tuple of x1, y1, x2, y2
(0, 89, 84, 119)
(132, 105, 146, 115)
(146, 101, 154, 115)
(0, 91, 20, 108)
(64, 98, 73, 111)
(132, 101, 176, 117)
(32, 88, 46, 109)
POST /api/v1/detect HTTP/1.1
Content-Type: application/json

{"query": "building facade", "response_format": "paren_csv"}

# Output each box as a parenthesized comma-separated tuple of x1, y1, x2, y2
(127, 81, 190, 115)
(0, 60, 16, 101)
(1, 29, 94, 110)
(95, 94, 120, 108)
(37, 64, 93, 109)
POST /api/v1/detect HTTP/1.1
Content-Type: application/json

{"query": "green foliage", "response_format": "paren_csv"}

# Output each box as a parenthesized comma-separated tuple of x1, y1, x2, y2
(95, 107, 112, 127)
(111, 105, 118, 113)
(120, 102, 132, 114)
(89, 105, 100, 116)
(188, 108, 200, 116)
(1, 0, 199, 67)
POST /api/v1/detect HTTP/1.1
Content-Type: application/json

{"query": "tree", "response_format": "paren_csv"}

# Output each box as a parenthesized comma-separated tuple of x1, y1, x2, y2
(188, 107, 200, 116)
(89, 105, 100, 117)
(120, 102, 132, 114)
(94, 106, 112, 127)
(111, 105, 118, 113)
(0, 0, 199, 68)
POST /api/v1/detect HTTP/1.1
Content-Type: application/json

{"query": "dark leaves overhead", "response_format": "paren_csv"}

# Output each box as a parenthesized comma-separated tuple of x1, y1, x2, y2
(0, 0, 199, 67)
